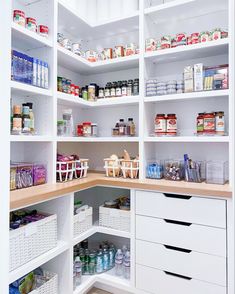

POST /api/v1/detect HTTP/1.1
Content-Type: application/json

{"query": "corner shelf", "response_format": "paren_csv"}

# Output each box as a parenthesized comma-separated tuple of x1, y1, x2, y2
(11, 81, 53, 97)
(144, 39, 229, 64)
(144, 90, 229, 103)
(11, 22, 53, 50)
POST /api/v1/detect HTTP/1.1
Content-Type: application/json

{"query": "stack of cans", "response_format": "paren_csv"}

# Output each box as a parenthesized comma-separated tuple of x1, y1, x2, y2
(146, 79, 157, 96)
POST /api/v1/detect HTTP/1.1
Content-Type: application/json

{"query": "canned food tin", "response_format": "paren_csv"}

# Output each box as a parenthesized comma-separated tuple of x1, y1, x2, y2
(125, 43, 136, 56)
(13, 10, 25, 27)
(38, 25, 49, 38)
(57, 77, 63, 92)
(72, 43, 82, 55)
(176, 33, 187, 46)
(210, 28, 221, 41)
(86, 50, 97, 62)
(26, 17, 37, 32)
(145, 38, 156, 52)
(103, 48, 113, 59)
(171, 37, 177, 48)
(191, 32, 200, 44)
(200, 31, 210, 43)
(114, 45, 124, 57)
(161, 35, 171, 49)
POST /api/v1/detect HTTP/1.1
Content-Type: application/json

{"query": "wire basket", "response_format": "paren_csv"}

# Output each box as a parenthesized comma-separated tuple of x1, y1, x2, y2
(56, 159, 89, 182)
(104, 158, 139, 179)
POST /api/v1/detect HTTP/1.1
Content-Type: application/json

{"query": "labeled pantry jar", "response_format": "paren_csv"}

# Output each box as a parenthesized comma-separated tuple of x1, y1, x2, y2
(204, 112, 215, 134)
(197, 113, 204, 134)
(166, 114, 177, 136)
(215, 111, 225, 135)
(155, 114, 166, 136)
(83, 122, 92, 136)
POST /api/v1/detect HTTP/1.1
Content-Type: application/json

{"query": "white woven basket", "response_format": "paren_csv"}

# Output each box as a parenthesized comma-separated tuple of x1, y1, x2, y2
(99, 205, 130, 232)
(73, 207, 93, 237)
(29, 271, 58, 294)
(56, 159, 89, 182)
(10, 214, 57, 271)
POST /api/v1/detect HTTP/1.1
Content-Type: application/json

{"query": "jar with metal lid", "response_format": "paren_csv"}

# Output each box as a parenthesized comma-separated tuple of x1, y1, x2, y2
(133, 78, 139, 96)
(57, 33, 64, 45)
(99, 87, 104, 98)
(127, 80, 133, 96)
(57, 120, 65, 136)
(83, 122, 92, 136)
(75, 85, 80, 96)
(88, 84, 96, 101)
(110, 82, 116, 97)
(166, 114, 177, 136)
(82, 87, 88, 100)
(204, 112, 215, 134)
(215, 111, 225, 135)
(105, 83, 111, 98)
(155, 114, 166, 135)
(197, 113, 204, 134)
(121, 81, 127, 96)
(91, 123, 98, 136)
(77, 124, 83, 136)
(116, 81, 122, 97)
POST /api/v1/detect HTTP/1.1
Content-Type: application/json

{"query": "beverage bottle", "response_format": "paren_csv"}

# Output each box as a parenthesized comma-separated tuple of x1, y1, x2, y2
(74, 256, 82, 287)
(96, 249, 104, 273)
(103, 248, 109, 271)
(123, 250, 131, 279)
(108, 245, 116, 269)
(122, 245, 128, 256)
(115, 249, 123, 276)
(73, 265, 76, 290)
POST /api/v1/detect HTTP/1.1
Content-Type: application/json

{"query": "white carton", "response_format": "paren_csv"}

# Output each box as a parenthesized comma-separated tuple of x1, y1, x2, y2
(194, 63, 204, 92)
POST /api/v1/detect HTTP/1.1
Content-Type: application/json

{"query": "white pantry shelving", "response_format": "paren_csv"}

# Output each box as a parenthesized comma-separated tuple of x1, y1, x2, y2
(3, 0, 235, 294)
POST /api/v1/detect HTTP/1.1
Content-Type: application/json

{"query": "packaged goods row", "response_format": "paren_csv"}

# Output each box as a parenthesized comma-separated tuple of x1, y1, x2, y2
(58, 32, 139, 62)
(146, 63, 228, 97)
(154, 111, 226, 137)
(10, 162, 47, 190)
(145, 28, 228, 52)
(13, 9, 49, 38)
(57, 77, 139, 100)
(11, 102, 35, 135)
(12, 50, 49, 89)
(146, 156, 228, 185)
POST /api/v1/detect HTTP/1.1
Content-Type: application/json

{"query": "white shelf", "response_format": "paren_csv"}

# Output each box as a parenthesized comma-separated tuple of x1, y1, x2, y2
(9, 241, 69, 284)
(73, 226, 130, 246)
(144, 0, 228, 24)
(73, 268, 132, 294)
(58, 0, 139, 41)
(145, 136, 230, 143)
(58, 45, 139, 74)
(11, 22, 53, 50)
(11, 81, 53, 97)
(10, 135, 53, 142)
(144, 90, 229, 103)
(57, 91, 139, 108)
(57, 136, 139, 143)
(144, 39, 229, 64)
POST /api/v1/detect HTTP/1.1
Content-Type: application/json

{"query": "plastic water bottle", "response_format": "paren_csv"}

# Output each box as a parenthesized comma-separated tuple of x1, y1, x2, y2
(96, 249, 104, 273)
(123, 250, 131, 279)
(115, 249, 124, 276)
(122, 245, 128, 256)
(103, 248, 109, 271)
(74, 256, 82, 287)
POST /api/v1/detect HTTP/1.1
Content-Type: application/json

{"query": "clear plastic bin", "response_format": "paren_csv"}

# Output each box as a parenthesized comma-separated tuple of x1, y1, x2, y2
(164, 159, 184, 181)
(206, 160, 229, 185)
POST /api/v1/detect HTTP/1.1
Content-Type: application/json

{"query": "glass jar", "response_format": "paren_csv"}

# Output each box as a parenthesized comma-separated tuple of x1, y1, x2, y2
(99, 87, 104, 98)
(204, 112, 216, 134)
(133, 78, 139, 95)
(155, 114, 166, 136)
(116, 81, 122, 97)
(91, 123, 98, 136)
(77, 124, 83, 136)
(57, 120, 65, 136)
(215, 111, 225, 135)
(166, 113, 177, 136)
(88, 85, 96, 101)
(105, 82, 111, 98)
(82, 87, 88, 100)
(121, 80, 127, 96)
(83, 122, 92, 136)
(197, 113, 204, 134)
(127, 80, 133, 96)
(63, 109, 74, 136)
(110, 82, 116, 97)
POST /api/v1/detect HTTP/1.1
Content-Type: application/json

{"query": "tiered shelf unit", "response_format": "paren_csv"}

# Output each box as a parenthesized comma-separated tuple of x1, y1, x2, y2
(3, 0, 235, 294)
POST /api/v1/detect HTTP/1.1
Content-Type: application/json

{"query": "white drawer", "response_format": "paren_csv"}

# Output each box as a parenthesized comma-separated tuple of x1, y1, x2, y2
(136, 264, 226, 294)
(136, 240, 226, 286)
(136, 191, 226, 228)
(136, 215, 226, 257)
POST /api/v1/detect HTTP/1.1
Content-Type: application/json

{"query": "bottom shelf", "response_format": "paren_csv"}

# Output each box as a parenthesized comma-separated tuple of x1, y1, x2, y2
(74, 268, 132, 294)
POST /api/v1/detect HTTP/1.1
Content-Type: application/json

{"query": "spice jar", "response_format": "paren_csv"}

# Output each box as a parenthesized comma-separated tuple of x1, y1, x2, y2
(197, 113, 204, 134)
(127, 80, 133, 96)
(155, 114, 166, 136)
(112, 127, 119, 136)
(99, 87, 104, 98)
(121, 81, 127, 96)
(116, 81, 122, 97)
(105, 82, 111, 98)
(83, 122, 92, 136)
(166, 114, 177, 136)
(110, 83, 116, 97)
(91, 123, 98, 136)
(70, 84, 75, 95)
(88, 84, 96, 101)
(75, 85, 80, 96)
(77, 124, 83, 136)
(82, 87, 88, 100)
(133, 78, 139, 96)
(204, 112, 215, 134)
(215, 111, 225, 135)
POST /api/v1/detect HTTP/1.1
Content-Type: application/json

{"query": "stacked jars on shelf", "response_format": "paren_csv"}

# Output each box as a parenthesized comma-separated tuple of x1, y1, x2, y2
(112, 118, 136, 137)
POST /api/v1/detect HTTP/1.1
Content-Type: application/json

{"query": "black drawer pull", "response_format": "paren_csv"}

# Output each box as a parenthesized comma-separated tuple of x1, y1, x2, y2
(164, 219, 192, 226)
(164, 245, 192, 253)
(164, 271, 192, 280)
(164, 193, 192, 200)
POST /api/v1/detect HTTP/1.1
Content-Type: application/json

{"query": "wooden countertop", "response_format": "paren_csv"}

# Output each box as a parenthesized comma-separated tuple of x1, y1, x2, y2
(10, 173, 232, 210)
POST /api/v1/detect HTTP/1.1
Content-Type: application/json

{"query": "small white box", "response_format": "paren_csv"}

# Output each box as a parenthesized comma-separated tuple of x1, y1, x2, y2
(194, 63, 204, 92)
